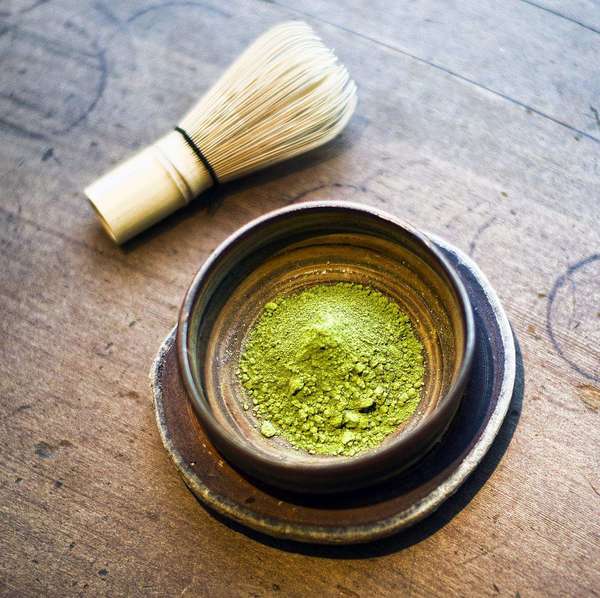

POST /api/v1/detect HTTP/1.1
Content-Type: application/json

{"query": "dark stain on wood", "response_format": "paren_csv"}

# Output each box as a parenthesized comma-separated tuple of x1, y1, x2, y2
(34, 442, 55, 459)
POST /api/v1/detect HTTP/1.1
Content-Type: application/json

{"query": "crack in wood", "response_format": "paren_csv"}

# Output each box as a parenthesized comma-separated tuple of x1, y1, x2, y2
(260, 0, 600, 144)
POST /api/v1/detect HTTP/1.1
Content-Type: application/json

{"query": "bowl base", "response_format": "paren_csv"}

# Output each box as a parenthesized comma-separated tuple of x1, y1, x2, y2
(150, 236, 515, 544)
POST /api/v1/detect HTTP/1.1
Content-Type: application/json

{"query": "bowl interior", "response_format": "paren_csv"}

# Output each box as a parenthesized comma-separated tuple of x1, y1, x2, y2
(187, 206, 467, 467)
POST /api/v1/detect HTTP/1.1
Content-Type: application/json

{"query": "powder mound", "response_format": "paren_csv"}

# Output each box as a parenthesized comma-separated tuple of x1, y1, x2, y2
(238, 282, 425, 456)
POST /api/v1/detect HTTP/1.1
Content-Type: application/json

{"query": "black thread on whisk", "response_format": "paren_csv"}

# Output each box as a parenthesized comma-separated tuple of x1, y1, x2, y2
(174, 126, 220, 187)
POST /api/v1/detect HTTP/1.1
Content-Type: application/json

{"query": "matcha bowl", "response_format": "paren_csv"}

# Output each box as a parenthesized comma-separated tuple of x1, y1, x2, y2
(177, 202, 474, 493)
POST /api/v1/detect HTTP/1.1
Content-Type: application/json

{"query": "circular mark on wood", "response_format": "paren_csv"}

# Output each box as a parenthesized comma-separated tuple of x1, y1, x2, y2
(0, 23, 107, 136)
(96, 1, 234, 141)
(547, 254, 600, 382)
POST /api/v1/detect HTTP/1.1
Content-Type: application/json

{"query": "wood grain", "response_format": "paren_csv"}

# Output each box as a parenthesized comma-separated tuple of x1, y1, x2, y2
(267, 0, 600, 139)
(523, 0, 600, 33)
(0, 0, 598, 596)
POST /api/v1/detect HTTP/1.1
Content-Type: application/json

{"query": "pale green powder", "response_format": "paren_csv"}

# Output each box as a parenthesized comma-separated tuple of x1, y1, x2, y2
(238, 282, 425, 456)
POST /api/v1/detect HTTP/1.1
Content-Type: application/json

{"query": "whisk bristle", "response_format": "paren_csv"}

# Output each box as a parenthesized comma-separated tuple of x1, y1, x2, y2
(85, 21, 357, 244)
(180, 21, 356, 181)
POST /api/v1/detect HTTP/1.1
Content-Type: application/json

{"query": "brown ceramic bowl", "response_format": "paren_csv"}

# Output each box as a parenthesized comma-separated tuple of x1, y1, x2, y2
(177, 202, 474, 494)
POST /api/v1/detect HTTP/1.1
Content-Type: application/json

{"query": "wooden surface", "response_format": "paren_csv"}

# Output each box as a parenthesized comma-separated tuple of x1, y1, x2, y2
(0, 0, 598, 596)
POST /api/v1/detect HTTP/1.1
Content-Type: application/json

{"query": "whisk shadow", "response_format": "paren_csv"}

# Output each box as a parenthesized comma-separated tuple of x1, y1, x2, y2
(203, 333, 524, 559)
(118, 129, 360, 253)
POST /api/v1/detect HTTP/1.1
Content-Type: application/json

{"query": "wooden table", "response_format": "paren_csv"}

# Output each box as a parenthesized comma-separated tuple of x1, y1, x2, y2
(1, 1, 598, 596)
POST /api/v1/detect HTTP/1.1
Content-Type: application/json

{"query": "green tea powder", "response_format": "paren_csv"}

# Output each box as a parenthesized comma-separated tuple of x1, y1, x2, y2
(238, 283, 425, 456)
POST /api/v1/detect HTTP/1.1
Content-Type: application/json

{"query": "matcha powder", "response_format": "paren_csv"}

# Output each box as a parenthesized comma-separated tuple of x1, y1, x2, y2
(238, 283, 425, 456)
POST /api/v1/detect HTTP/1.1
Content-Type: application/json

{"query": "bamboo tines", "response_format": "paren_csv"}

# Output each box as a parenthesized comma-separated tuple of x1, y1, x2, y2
(180, 21, 356, 181)
(84, 21, 357, 244)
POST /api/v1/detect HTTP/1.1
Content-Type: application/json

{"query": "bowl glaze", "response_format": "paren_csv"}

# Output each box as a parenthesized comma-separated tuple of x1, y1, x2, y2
(177, 202, 475, 493)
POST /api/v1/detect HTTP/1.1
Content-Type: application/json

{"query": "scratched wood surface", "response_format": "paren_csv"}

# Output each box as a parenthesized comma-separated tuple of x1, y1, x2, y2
(0, 0, 599, 596)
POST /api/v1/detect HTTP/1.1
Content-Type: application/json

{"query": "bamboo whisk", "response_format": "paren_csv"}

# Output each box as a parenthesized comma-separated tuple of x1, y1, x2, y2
(85, 21, 357, 244)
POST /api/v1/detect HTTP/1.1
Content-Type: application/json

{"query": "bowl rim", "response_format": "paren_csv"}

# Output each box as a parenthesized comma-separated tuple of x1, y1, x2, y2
(177, 201, 475, 479)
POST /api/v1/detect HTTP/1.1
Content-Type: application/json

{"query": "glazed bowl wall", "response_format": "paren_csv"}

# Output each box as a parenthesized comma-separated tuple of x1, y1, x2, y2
(177, 202, 474, 493)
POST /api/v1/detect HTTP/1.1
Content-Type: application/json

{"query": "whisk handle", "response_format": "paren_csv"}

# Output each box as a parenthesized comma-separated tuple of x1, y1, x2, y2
(84, 133, 213, 244)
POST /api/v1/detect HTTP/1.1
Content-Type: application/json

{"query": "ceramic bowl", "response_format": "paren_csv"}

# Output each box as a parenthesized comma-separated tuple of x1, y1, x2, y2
(177, 202, 475, 493)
